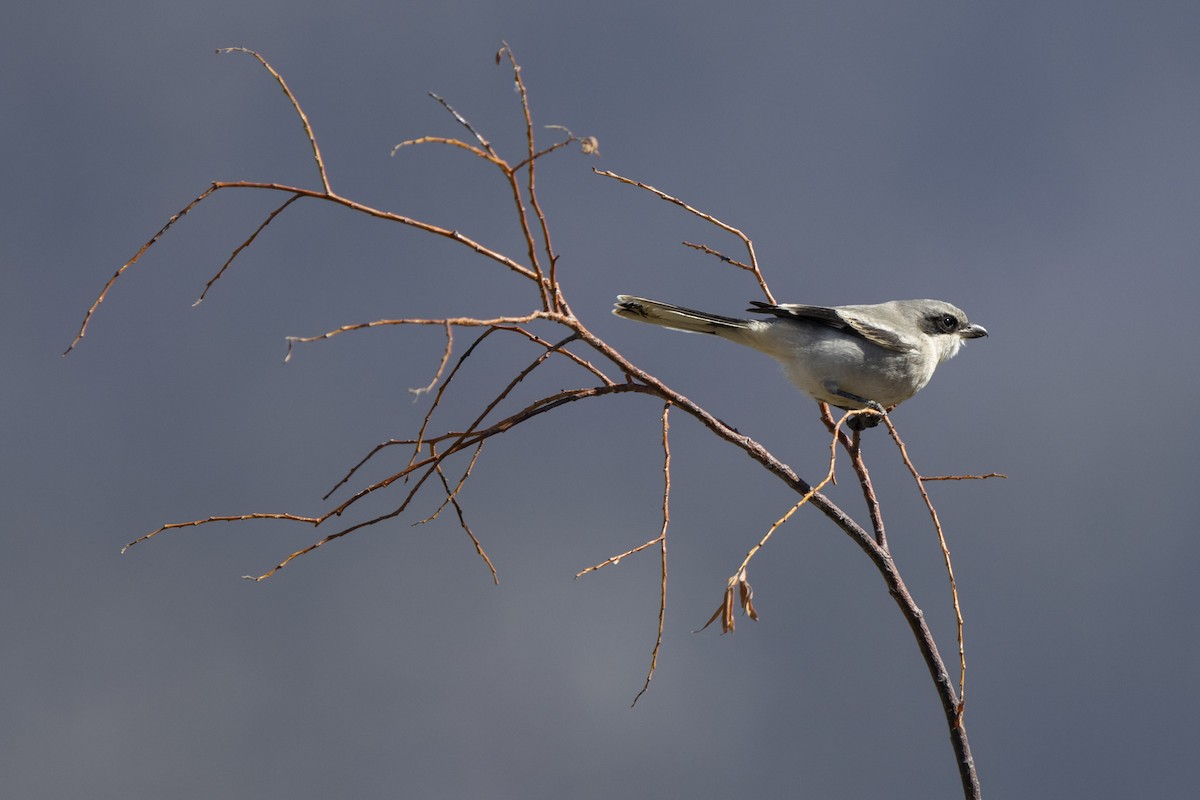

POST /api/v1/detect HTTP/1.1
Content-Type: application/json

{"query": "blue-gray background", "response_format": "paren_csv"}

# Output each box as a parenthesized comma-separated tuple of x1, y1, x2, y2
(5, 2, 1198, 797)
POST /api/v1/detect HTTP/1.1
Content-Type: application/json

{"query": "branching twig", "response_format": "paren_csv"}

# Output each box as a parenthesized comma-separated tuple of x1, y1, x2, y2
(883, 417, 968, 718)
(498, 42, 552, 312)
(701, 408, 868, 633)
(422, 443, 498, 584)
(821, 404, 887, 547)
(594, 169, 774, 304)
(242, 382, 659, 581)
(282, 313, 554, 362)
(575, 404, 672, 707)
(79, 47, 986, 799)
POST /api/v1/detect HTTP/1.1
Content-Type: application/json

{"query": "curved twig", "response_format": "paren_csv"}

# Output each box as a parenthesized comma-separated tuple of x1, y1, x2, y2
(218, 48, 332, 194)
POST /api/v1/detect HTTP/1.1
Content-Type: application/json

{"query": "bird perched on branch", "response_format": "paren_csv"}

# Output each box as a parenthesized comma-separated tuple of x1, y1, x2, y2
(613, 295, 987, 429)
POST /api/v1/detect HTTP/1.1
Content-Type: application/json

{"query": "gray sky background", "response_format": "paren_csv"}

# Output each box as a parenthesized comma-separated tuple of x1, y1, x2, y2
(5, 2, 1199, 797)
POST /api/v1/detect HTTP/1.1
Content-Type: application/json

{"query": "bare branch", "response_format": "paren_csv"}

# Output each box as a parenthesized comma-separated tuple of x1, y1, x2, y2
(282, 312, 555, 362)
(84, 48, 987, 796)
(223, 182, 541, 281)
(681, 241, 753, 271)
(427, 91, 496, 157)
(325, 377, 640, 532)
(64, 184, 219, 354)
(122, 512, 321, 553)
(574, 535, 662, 577)
(245, 383, 656, 580)
(424, 444, 498, 585)
(516, 134, 587, 172)
(499, 42, 535, 175)
(322, 437, 411, 502)
(633, 404, 670, 706)
(405, 327, 514, 475)
(394, 323, 612, 488)
(391, 135, 500, 165)
(408, 322, 454, 400)
(574, 403, 672, 706)
(884, 417, 968, 721)
(923, 472, 1008, 482)
(68, 179, 550, 356)
(821, 404, 887, 547)
(417, 442, 484, 527)
(593, 168, 775, 304)
(195, 193, 304, 305)
(408, 332, 587, 490)
(704, 408, 862, 633)
(546, 126, 600, 158)
(218, 48, 332, 195)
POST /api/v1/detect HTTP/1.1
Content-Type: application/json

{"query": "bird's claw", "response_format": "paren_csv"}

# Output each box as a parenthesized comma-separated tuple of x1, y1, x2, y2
(847, 401, 886, 431)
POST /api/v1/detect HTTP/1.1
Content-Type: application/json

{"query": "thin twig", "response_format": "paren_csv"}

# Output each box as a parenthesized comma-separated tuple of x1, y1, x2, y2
(322, 323, 611, 503)
(391, 135, 500, 165)
(64, 185, 219, 354)
(424, 444, 498, 584)
(283, 313, 555, 362)
(634, 404, 670, 706)
(681, 241, 754, 271)
(427, 92, 496, 157)
(848, 429, 887, 548)
(244, 383, 656, 580)
(196, 193, 304, 305)
(67, 179, 545, 356)
(248, 181, 540, 280)
(498, 42, 552, 311)
(573, 403, 671, 706)
(884, 416, 967, 720)
(218, 48, 332, 195)
(702, 408, 864, 633)
(318, 333, 589, 524)
(820, 404, 887, 547)
(409, 322, 454, 400)
(122, 512, 321, 553)
(415, 441, 482, 525)
(414, 332, 584, 483)
(593, 168, 774, 304)
(574, 535, 664, 577)
(334, 368, 630, 525)
(406, 327, 511, 474)
(922, 472, 1007, 482)
(322, 438, 411, 501)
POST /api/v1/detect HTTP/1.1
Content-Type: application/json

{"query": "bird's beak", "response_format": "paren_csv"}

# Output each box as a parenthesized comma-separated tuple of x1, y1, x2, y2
(961, 324, 988, 339)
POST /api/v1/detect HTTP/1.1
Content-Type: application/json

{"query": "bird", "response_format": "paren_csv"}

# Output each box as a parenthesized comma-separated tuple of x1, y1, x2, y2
(612, 295, 987, 428)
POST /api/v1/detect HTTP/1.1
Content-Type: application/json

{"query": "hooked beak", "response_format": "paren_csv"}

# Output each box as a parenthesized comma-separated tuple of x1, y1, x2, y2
(960, 324, 988, 339)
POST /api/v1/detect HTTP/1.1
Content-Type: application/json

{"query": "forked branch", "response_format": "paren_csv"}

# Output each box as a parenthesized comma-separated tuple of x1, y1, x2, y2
(74, 46, 987, 799)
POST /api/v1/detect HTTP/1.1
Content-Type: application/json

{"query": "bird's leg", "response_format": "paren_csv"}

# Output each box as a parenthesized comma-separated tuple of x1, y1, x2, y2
(823, 381, 886, 430)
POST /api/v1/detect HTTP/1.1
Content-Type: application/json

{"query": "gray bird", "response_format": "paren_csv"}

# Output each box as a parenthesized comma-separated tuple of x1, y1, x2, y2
(613, 295, 987, 427)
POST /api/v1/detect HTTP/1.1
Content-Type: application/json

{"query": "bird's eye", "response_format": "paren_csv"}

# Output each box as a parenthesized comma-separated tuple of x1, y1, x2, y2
(936, 315, 958, 333)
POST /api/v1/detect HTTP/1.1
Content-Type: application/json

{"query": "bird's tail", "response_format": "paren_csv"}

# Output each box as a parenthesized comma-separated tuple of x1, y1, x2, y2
(612, 295, 750, 335)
